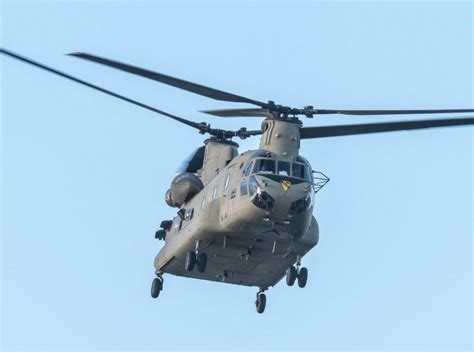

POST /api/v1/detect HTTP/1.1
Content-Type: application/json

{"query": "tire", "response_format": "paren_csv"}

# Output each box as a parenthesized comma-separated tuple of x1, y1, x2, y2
(256, 293, 266, 314)
(297, 267, 308, 288)
(286, 266, 297, 286)
(151, 278, 162, 298)
(196, 252, 207, 273)
(185, 251, 196, 272)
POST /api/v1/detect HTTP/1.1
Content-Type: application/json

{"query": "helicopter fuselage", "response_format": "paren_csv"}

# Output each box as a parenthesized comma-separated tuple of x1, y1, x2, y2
(154, 119, 320, 288)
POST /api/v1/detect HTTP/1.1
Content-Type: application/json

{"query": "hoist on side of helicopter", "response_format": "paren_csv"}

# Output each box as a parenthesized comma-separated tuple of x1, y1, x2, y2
(1, 48, 473, 314)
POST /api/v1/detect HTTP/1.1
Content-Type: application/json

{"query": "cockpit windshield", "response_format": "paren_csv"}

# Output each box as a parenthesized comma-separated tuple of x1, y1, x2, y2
(253, 159, 275, 174)
(250, 158, 312, 181)
(293, 163, 312, 180)
(277, 161, 291, 176)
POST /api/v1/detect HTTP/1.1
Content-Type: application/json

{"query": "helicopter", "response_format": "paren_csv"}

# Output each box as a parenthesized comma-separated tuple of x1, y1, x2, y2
(1, 48, 473, 314)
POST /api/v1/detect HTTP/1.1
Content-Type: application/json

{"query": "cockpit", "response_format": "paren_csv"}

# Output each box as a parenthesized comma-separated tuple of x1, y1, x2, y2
(243, 151, 313, 182)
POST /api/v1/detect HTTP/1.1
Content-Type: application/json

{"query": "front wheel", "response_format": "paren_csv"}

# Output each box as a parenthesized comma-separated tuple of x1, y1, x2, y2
(196, 252, 208, 273)
(297, 267, 308, 288)
(185, 251, 196, 272)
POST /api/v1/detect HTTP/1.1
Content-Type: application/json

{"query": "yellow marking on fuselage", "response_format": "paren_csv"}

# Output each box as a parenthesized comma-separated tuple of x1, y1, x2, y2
(281, 180, 291, 191)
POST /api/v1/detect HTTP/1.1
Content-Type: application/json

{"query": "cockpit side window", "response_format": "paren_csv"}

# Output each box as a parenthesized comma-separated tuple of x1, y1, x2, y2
(277, 161, 291, 176)
(293, 163, 305, 179)
(303, 164, 312, 182)
(253, 159, 275, 174)
(293, 163, 312, 181)
(243, 161, 253, 177)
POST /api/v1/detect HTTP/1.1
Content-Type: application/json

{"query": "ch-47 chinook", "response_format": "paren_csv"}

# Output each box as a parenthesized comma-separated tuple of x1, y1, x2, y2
(2, 48, 473, 313)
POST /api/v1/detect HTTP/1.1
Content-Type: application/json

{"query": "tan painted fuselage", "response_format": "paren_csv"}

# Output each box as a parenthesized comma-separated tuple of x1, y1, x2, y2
(154, 118, 319, 288)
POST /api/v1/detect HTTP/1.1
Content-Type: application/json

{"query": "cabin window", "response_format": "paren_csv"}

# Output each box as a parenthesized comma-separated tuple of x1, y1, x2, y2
(173, 217, 181, 230)
(240, 179, 248, 196)
(253, 159, 275, 174)
(212, 186, 218, 200)
(277, 161, 291, 176)
(185, 208, 194, 220)
(224, 174, 231, 189)
(201, 196, 207, 209)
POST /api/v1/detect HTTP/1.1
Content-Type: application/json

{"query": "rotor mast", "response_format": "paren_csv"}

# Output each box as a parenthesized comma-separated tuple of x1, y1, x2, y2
(259, 118, 302, 159)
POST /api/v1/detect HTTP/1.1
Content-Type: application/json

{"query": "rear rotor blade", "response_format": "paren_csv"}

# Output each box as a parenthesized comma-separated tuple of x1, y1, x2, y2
(69, 52, 267, 107)
(0, 48, 203, 131)
(177, 146, 206, 173)
(314, 108, 474, 115)
(300, 118, 474, 139)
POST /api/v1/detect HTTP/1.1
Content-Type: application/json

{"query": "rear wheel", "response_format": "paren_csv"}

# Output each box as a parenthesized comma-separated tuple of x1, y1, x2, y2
(185, 251, 196, 272)
(196, 252, 207, 273)
(255, 293, 266, 314)
(297, 267, 308, 288)
(286, 266, 297, 286)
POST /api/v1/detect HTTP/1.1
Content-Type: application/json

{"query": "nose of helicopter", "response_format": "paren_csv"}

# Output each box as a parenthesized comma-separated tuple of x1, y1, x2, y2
(251, 174, 313, 222)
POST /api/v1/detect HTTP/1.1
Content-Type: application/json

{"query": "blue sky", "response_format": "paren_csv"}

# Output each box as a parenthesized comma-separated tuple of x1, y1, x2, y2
(1, 1, 472, 351)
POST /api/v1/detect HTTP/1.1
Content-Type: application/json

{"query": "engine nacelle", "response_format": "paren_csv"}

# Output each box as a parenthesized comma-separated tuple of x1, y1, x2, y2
(166, 173, 204, 207)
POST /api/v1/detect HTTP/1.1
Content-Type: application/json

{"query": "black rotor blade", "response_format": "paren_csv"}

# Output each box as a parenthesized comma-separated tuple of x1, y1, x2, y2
(69, 52, 267, 107)
(314, 108, 474, 115)
(201, 108, 272, 117)
(177, 146, 206, 173)
(300, 118, 474, 139)
(0, 48, 204, 131)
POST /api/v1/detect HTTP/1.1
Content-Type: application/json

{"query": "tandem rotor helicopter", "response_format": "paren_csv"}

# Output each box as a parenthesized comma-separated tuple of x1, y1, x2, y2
(2, 48, 473, 313)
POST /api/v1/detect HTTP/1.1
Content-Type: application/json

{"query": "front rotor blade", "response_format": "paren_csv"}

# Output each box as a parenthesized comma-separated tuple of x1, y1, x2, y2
(314, 109, 474, 115)
(300, 118, 474, 139)
(69, 52, 267, 107)
(201, 108, 272, 117)
(0, 48, 203, 131)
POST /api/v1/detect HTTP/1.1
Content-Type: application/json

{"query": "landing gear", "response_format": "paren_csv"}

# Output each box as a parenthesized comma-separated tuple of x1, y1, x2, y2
(196, 252, 208, 273)
(287, 255, 309, 288)
(185, 251, 196, 271)
(297, 267, 308, 288)
(286, 266, 297, 286)
(255, 289, 267, 314)
(185, 241, 208, 273)
(151, 275, 163, 298)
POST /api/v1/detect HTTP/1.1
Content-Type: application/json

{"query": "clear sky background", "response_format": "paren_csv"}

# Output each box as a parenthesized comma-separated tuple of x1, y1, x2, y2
(1, 1, 472, 351)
